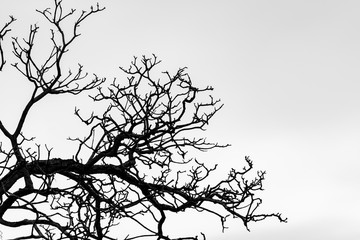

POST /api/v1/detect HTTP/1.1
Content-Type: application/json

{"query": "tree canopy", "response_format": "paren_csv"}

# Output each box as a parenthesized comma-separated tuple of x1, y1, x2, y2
(0, 1, 286, 239)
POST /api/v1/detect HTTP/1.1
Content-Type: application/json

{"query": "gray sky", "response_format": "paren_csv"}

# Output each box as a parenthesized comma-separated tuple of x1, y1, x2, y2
(1, 0, 360, 239)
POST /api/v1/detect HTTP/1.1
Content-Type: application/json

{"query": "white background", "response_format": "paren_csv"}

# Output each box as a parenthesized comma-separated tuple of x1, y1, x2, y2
(1, 0, 360, 239)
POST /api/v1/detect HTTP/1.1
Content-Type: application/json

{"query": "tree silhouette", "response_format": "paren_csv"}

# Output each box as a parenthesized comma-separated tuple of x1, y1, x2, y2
(0, 1, 286, 239)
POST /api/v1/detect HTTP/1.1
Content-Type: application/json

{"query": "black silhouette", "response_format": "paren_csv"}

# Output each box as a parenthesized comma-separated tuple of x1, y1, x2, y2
(0, 1, 286, 239)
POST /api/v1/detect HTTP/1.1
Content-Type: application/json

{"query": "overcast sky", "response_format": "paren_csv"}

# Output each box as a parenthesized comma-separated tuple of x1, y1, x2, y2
(1, 0, 360, 239)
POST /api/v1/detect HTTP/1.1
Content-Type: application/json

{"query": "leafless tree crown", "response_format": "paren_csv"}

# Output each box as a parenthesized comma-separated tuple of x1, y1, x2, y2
(0, 1, 286, 239)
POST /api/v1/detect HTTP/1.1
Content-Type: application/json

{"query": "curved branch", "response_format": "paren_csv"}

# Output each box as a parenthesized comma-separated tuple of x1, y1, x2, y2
(0, 2, 286, 239)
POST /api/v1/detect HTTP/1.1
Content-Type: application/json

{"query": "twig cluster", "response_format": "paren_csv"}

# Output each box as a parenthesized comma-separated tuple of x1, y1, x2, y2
(0, 15, 16, 71)
(0, 1, 286, 239)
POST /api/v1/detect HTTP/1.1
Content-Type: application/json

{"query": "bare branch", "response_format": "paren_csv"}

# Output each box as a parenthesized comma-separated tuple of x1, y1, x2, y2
(0, 1, 286, 239)
(0, 15, 16, 71)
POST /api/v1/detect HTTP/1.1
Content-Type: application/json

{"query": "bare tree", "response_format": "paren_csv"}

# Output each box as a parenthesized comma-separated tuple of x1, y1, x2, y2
(0, 1, 286, 239)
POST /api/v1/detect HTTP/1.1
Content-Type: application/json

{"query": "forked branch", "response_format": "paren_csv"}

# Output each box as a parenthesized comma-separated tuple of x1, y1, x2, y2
(0, 1, 286, 239)
(0, 15, 16, 71)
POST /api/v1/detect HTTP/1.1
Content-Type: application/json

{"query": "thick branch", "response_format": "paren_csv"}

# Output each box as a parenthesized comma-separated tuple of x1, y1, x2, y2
(0, 2, 285, 239)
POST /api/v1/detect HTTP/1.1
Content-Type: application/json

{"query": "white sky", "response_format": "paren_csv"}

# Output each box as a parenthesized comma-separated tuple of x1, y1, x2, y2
(1, 0, 360, 239)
